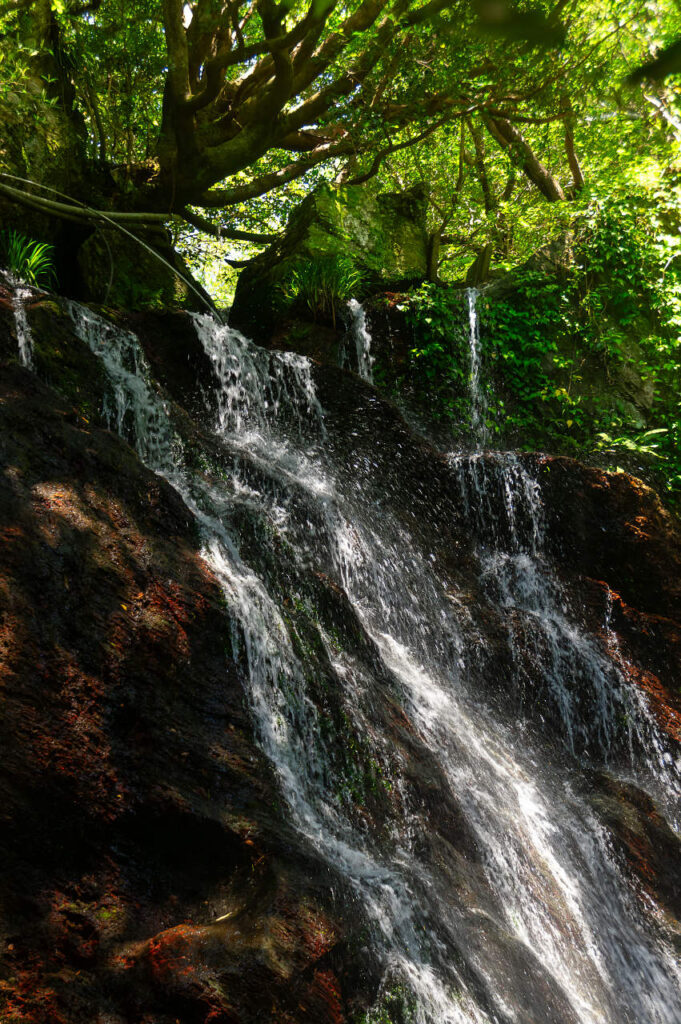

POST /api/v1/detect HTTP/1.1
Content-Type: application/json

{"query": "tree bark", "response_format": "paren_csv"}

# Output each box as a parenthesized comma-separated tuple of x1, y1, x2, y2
(483, 113, 566, 202)
(561, 97, 585, 193)
(467, 117, 496, 214)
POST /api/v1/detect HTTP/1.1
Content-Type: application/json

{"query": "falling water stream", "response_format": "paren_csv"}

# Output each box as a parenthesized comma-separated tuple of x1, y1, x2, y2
(9, 279, 34, 369)
(466, 288, 487, 444)
(347, 297, 374, 382)
(60, 295, 681, 1024)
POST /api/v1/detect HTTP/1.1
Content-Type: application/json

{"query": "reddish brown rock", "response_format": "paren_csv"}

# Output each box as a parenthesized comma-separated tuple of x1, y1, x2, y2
(0, 359, 355, 1023)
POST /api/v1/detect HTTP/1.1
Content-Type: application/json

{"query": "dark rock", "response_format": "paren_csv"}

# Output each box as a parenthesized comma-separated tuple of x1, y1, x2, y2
(76, 226, 211, 312)
(0, 351, 364, 1022)
(2, 300, 681, 1021)
(533, 454, 681, 619)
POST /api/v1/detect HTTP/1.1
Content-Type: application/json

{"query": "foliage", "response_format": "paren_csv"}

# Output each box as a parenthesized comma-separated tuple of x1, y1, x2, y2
(394, 194, 681, 502)
(0, 229, 55, 287)
(0, 1, 679, 507)
(484, 199, 680, 501)
(3, 0, 681, 272)
(387, 283, 471, 423)
(175, 226, 241, 308)
(282, 255, 363, 328)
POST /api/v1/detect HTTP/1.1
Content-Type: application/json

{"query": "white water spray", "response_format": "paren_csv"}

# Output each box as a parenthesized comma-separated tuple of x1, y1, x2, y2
(66, 301, 681, 1024)
(11, 282, 35, 369)
(466, 287, 487, 443)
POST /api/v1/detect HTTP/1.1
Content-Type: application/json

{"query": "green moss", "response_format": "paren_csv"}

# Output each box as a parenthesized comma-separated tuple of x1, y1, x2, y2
(356, 984, 417, 1024)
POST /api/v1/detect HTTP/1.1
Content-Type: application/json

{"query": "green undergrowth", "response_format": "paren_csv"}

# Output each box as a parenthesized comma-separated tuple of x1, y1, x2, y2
(1, 229, 55, 287)
(280, 253, 365, 328)
(373, 283, 470, 423)
(377, 198, 681, 506)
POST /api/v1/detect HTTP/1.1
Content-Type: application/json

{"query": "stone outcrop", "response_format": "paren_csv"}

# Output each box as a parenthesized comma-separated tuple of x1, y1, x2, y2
(76, 226, 210, 312)
(230, 183, 428, 342)
(0, 294, 371, 1024)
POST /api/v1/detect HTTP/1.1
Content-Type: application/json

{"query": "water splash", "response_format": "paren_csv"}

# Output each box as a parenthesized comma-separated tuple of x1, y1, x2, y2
(11, 282, 35, 369)
(191, 313, 324, 437)
(67, 301, 178, 473)
(66, 301, 681, 1024)
(450, 451, 681, 799)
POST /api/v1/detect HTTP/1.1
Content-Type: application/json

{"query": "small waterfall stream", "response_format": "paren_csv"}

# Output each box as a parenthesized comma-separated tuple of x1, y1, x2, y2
(466, 287, 487, 443)
(347, 297, 374, 382)
(10, 281, 35, 369)
(61, 298, 681, 1024)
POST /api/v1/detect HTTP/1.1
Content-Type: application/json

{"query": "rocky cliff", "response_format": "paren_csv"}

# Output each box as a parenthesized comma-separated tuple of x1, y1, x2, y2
(1, 282, 680, 1023)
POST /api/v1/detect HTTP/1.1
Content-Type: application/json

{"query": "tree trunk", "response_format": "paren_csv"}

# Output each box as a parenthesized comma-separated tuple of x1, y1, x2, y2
(467, 118, 497, 214)
(427, 230, 441, 282)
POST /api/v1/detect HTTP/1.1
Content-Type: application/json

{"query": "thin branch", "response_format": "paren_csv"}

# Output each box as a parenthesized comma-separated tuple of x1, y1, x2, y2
(0, 177, 172, 225)
(181, 207, 280, 242)
(346, 116, 452, 185)
(198, 141, 354, 206)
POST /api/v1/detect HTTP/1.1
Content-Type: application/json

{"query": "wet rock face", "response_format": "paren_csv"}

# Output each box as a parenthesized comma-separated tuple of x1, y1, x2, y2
(533, 454, 681, 619)
(1, 299, 681, 1022)
(0, 353, 366, 1022)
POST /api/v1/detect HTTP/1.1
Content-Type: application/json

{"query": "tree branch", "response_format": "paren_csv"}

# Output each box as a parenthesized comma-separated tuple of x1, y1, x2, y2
(181, 207, 280, 242)
(482, 113, 566, 201)
(0, 176, 172, 225)
(346, 116, 452, 185)
(197, 141, 354, 206)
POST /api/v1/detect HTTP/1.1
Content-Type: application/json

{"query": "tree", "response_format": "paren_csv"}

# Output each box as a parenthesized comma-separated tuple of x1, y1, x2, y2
(0, 0, 679, 262)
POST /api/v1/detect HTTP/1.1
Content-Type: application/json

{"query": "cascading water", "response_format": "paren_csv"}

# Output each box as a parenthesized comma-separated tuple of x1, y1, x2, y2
(64, 299, 681, 1024)
(466, 287, 487, 443)
(9, 280, 35, 369)
(347, 297, 374, 382)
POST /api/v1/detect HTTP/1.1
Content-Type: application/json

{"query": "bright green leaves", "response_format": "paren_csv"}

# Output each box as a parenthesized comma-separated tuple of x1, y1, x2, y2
(0, 229, 55, 287)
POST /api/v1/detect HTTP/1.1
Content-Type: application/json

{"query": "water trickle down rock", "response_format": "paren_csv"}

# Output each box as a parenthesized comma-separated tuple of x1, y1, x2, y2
(466, 286, 486, 444)
(8, 279, 35, 369)
(1, 294, 680, 1024)
(346, 298, 374, 382)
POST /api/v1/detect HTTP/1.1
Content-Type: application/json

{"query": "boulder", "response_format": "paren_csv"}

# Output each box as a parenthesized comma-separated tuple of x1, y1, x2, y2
(76, 226, 210, 312)
(230, 183, 428, 341)
(0, 83, 207, 311)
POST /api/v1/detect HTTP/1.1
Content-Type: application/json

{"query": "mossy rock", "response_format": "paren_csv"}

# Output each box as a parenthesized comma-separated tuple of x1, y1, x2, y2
(0, 86, 87, 246)
(76, 227, 209, 311)
(231, 182, 428, 341)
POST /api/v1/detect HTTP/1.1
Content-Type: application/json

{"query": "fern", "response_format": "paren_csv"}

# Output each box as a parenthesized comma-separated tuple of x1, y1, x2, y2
(1, 229, 56, 288)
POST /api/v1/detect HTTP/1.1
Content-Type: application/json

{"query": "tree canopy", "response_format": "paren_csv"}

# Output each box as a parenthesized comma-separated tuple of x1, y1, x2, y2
(0, 0, 680, 277)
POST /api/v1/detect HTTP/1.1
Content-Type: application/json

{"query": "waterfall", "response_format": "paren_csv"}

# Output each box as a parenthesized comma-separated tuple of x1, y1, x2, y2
(466, 287, 487, 443)
(65, 301, 681, 1024)
(10, 282, 35, 369)
(450, 452, 681, 798)
(347, 297, 374, 382)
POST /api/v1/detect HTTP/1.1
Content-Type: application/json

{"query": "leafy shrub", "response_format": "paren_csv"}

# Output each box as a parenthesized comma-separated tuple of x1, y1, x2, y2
(1, 229, 55, 287)
(386, 283, 472, 425)
(282, 254, 363, 327)
(383, 200, 681, 504)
